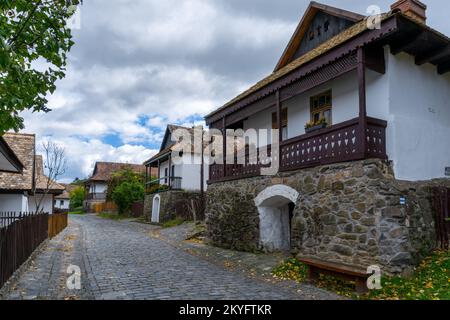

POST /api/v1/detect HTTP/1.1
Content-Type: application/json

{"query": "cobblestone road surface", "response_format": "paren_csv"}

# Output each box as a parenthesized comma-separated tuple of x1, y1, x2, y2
(0, 215, 339, 300)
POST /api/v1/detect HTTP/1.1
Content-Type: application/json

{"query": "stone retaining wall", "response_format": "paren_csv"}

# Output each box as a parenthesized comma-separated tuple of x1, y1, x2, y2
(206, 159, 450, 275)
(144, 191, 203, 223)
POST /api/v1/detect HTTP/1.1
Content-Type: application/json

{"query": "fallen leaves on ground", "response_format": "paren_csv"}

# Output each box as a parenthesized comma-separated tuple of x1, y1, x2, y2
(271, 250, 450, 300)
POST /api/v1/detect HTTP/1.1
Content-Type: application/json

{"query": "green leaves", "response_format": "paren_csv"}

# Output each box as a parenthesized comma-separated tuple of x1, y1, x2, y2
(0, 0, 81, 134)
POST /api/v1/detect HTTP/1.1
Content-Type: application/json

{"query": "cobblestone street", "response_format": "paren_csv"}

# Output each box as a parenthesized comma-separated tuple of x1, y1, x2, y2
(0, 214, 339, 300)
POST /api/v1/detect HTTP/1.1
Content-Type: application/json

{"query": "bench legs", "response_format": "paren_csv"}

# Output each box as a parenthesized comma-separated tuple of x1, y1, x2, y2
(307, 266, 320, 284)
(355, 277, 369, 294)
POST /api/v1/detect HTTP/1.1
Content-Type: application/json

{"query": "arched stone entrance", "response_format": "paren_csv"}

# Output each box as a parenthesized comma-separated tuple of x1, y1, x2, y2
(151, 194, 161, 223)
(254, 185, 299, 252)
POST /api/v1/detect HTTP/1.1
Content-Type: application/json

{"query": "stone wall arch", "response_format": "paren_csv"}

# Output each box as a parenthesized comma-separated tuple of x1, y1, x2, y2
(255, 185, 299, 251)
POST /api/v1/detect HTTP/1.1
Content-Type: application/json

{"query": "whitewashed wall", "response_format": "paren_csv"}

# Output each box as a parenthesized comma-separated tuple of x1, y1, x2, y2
(89, 182, 107, 194)
(28, 194, 54, 214)
(0, 194, 28, 212)
(55, 199, 70, 210)
(158, 154, 208, 191)
(385, 50, 450, 180)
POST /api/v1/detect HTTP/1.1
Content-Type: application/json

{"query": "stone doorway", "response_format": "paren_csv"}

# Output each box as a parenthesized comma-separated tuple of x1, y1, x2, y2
(255, 185, 299, 252)
(152, 194, 161, 223)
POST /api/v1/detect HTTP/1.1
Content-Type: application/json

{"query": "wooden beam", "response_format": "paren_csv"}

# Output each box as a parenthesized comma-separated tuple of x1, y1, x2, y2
(168, 155, 172, 188)
(390, 31, 425, 55)
(438, 60, 450, 75)
(276, 91, 282, 143)
(416, 45, 450, 65)
(222, 117, 227, 178)
(357, 47, 367, 157)
(364, 46, 386, 74)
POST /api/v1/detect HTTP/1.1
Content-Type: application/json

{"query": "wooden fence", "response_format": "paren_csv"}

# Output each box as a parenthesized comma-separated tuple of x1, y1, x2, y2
(48, 213, 68, 239)
(432, 187, 450, 249)
(0, 212, 48, 289)
(92, 201, 118, 214)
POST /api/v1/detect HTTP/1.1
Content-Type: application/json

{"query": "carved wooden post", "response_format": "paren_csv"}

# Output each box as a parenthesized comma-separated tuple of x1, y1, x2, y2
(357, 47, 367, 158)
(168, 154, 172, 188)
(222, 116, 227, 178)
(276, 90, 282, 170)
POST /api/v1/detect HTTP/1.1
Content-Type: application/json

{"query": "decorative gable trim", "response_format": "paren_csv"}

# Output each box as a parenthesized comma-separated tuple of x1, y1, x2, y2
(274, 1, 364, 72)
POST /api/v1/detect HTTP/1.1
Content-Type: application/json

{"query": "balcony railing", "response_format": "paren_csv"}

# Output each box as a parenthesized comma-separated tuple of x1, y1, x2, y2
(209, 117, 387, 183)
(145, 176, 182, 194)
(86, 193, 107, 200)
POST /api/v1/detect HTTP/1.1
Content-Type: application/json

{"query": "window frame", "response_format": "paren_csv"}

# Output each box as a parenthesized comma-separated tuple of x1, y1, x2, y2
(310, 90, 332, 127)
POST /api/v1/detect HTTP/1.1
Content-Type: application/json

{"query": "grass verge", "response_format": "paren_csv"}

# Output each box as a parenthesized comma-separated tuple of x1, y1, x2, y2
(68, 211, 85, 215)
(161, 217, 185, 228)
(272, 250, 450, 300)
(98, 212, 131, 221)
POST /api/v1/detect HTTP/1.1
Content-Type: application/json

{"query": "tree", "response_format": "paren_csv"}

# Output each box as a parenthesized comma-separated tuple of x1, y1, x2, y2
(69, 185, 84, 209)
(0, 0, 82, 134)
(111, 181, 144, 215)
(34, 140, 67, 212)
(106, 167, 144, 201)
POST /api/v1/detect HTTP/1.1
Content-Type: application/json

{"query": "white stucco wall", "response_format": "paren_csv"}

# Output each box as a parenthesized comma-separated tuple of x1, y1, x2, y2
(386, 50, 450, 180)
(242, 70, 362, 146)
(55, 199, 70, 210)
(0, 194, 29, 212)
(89, 182, 107, 194)
(28, 194, 54, 214)
(158, 154, 208, 191)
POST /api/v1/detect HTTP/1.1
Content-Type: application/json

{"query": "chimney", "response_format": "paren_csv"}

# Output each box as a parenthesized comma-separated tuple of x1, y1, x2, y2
(391, 0, 427, 24)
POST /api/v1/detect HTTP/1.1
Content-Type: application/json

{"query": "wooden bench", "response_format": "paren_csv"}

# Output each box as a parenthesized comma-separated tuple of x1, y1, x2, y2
(298, 257, 369, 294)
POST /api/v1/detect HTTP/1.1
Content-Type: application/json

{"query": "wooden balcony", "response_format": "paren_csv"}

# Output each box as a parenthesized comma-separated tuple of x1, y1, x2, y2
(145, 176, 183, 194)
(86, 193, 107, 201)
(208, 117, 387, 183)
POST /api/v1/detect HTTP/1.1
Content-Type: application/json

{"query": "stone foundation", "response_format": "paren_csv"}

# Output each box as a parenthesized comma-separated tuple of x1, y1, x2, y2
(144, 191, 204, 223)
(206, 159, 450, 275)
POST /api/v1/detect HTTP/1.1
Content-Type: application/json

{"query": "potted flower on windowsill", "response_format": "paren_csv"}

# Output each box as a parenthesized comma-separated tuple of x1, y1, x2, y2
(305, 117, 328, 134)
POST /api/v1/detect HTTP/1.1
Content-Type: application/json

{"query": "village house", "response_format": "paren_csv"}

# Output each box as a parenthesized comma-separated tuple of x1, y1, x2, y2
(0, 133, 65, 214)
(144, 125, 208, 223)
(204, 0, 450, 276)
(84, 161, 147, 211)
(54, 184, 77, 212)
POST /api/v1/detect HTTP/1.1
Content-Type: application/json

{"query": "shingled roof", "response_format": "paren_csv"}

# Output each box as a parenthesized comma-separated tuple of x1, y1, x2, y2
(89, 162, 146, 182)
(0, 133, 35, 191)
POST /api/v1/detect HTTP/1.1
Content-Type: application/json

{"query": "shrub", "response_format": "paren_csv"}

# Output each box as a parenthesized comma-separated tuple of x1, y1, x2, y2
(111, 181, 144, 215)
(70, 186, 85, 209)
(107, 168, 145, 201)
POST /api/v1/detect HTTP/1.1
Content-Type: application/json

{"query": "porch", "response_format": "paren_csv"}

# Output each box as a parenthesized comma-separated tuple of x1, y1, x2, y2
(209, 116, 387, 183)
(145, 176, 183, 194)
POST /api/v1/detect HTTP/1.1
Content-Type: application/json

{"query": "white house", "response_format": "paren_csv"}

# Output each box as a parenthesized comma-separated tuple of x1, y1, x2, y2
(203, 0, 450, 274)
(84, 162, 146, 211)
(0, 133, 65, 214)
(144, 125, 209, 192)
(143, 125, 209, 223)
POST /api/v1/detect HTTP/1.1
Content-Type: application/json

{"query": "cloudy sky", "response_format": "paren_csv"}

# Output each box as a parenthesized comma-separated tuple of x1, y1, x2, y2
(20, 0, 449, 182)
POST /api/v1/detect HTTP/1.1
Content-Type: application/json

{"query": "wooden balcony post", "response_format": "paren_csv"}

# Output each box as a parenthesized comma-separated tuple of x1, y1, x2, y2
(222, 116, 227, 178)
(168, 155, 172, 188)
(276, 90, 282, 170)
(357, 47, 367, 158)
(157, 160, 160, 180)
